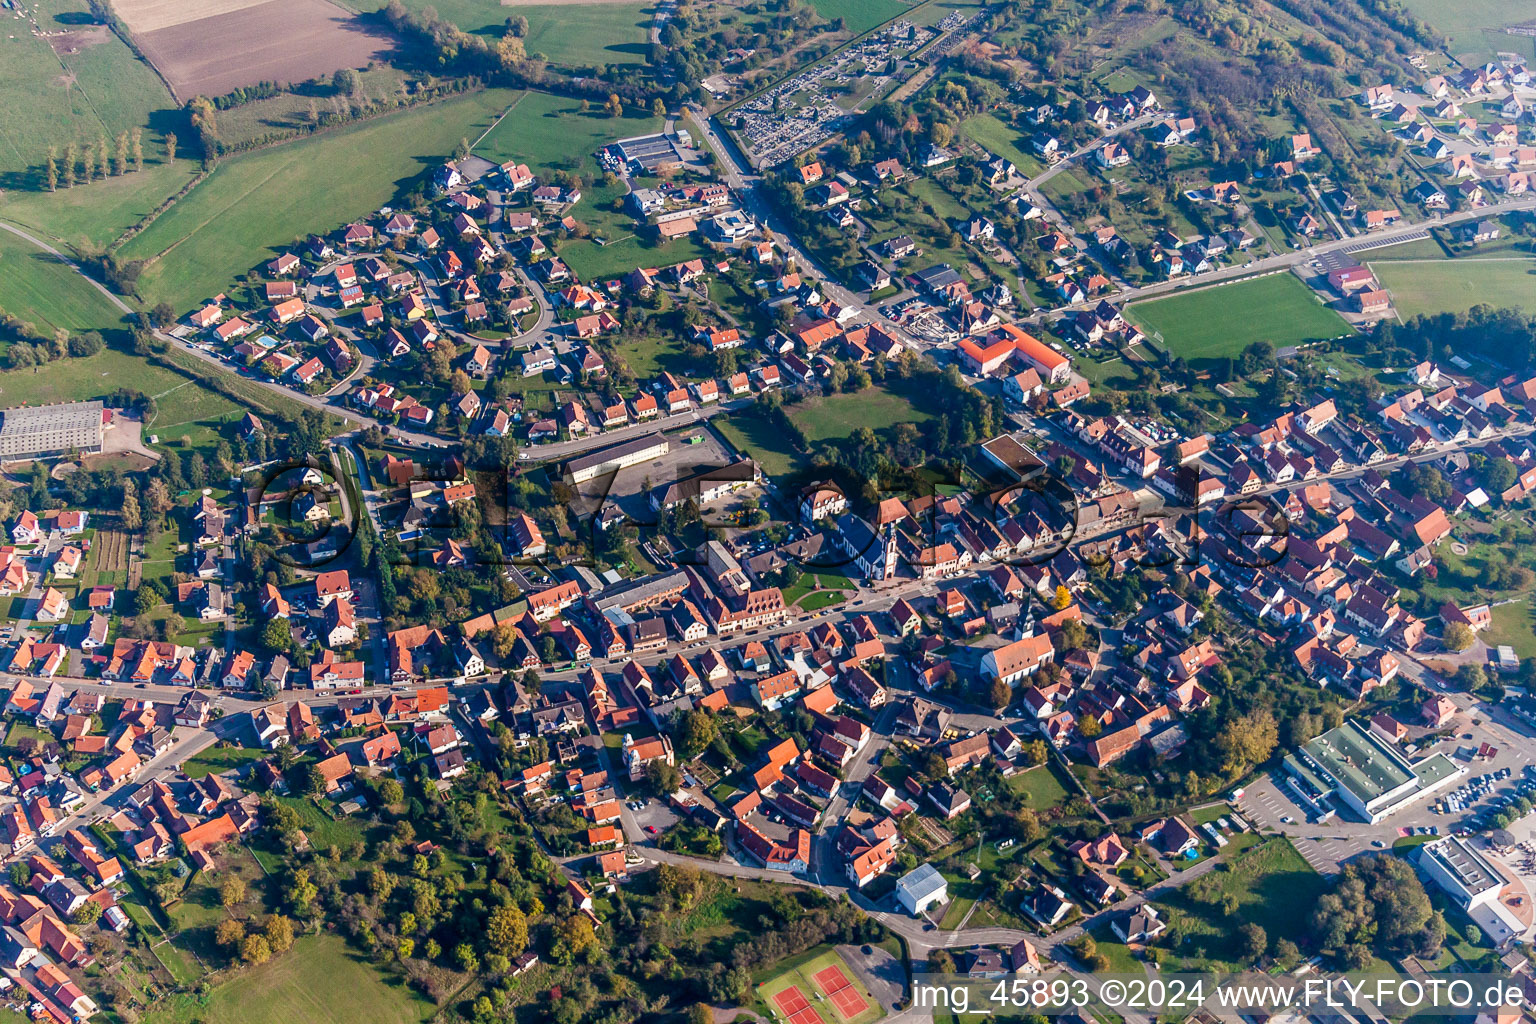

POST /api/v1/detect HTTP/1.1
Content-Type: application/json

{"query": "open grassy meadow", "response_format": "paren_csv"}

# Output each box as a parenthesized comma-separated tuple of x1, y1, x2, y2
(1153, 837, 1323, 971)
(1396, 0, 1535, 61)
(472, 89, 662, 180)
(1482, 599, 1536, 660)
(119, 89, 521, 310)
(0, 227, 128, 334)
(518, 2, 653, 67)
(959, 111, 1045, 177)
(1126, 273, 1351, 363)
(0, 158, 203, 251)
(0, 0, 175, 185)
(142, 933, 437, 1024)
(807, 0, 912, 33)
(790, 385, 932, 444)
(1369, 258, 1536, 320)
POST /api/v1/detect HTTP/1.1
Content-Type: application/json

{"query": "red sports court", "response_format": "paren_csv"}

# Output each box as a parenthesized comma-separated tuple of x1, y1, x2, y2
(812, 965, 869, 1019)
(773, 984, 826, 1024)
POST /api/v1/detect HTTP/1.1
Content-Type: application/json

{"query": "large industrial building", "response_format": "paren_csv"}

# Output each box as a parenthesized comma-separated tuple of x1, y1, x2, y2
(1284, 719, 1463, 823)
(0, 401, 106, 460)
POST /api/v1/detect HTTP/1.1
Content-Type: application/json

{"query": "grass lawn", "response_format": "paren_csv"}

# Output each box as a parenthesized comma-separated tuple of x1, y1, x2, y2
(472, 89, 661, 181)
(142, 933, 436, 1024)
(1005, 763, 1070, 811)
(0, 0, 174, 184)
(275, 796, 366, 851)
(1153, 837, 1323, 971)
(1088, 923, 1143, 973)
(1396, 0, 1535, 62)
(754, 945, 886, 1024)
(959, 112, 1045, 177)
(1369, 258, 1536, 320)
(1126, 273, 1351, 364)
(1481, 599, 1536, 660)
(517, 2, 653, 68)
(807, 0, 910, 33)
(0, 227, 130, 336)
(120, 89, 521, 311)
(716, 409, 802, 477)
(789, 383, 933, 444)
(559, 233, 714, 283)
(181, 745, 269, 780)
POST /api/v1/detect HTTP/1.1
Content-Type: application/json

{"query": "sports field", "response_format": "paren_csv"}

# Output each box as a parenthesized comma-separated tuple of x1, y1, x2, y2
(0, 0, 175, 182)
(1125, 273, 1351, 363)
(759, 948, 884, 1024)
(118, 88, 520, 310)
(1369, 258, 1536, 320)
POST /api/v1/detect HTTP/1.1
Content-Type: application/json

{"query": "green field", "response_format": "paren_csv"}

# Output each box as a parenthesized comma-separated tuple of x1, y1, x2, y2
(0, 158, 200, 252)
(1153, 837, 1324, 971)
(1397, 0, 1535, 61)
(143, 933, 436, 1024)
(0, 0, 175, 183)
(1005, 763, 1070, 811)
(1481, 599, 1536, 660)
(717, 409, 801, 477)
(1370, 259, 1536, 320)
(959, 112, 1045, 178)
(181, 745, 269, 780)
(119, 89, 521, 310)
(807, 0, 911, 33)
(472, 89, 662, 180)
(1126, 273, 1351, 363)
(0, 227, 128, 334)
(518, 2, 653, 67)
(790, 384, 932, 444)
(0, 346, 184, 407)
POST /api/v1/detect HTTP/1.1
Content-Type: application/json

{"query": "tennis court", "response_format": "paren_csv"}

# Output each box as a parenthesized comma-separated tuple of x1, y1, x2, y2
(814, 964, 870, 1020)
(773, 984, 827, 1024)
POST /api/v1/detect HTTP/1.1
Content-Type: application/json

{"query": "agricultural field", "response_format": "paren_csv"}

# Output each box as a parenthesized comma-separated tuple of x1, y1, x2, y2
(141, 933, 438, 1024)
(0, 0, 175, 186)
(118, 88, 520, 310)
(1396, 0, 1535, 62)
(1369, 258, 1536, 320)
(1125, 273, 1351, 364)
(0, 227, 128, 335)
(113, 0, 394, 102)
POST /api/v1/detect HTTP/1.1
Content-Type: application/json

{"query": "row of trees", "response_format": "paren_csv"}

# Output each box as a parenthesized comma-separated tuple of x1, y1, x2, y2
(43, 128, 149, 191)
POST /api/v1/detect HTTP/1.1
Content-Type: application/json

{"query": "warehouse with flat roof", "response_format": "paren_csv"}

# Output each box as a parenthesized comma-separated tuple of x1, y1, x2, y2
(0, 401, 105, 459)
(1285, 719, 1464, 823)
